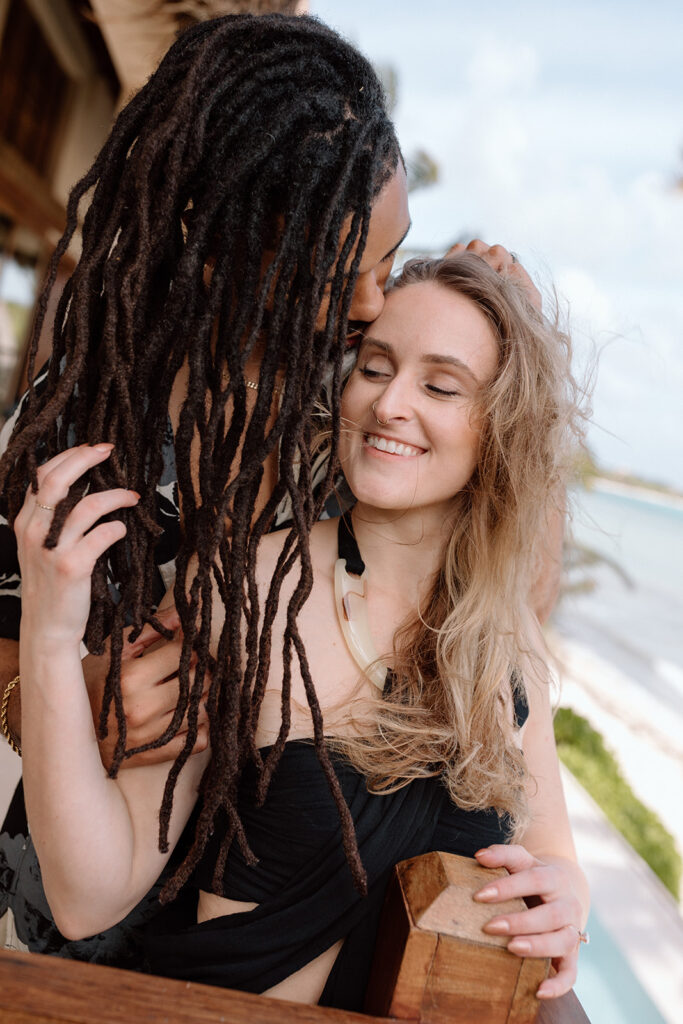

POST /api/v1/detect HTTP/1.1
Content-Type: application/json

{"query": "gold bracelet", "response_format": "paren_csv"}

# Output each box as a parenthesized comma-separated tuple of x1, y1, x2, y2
(1, 674, 21, 757)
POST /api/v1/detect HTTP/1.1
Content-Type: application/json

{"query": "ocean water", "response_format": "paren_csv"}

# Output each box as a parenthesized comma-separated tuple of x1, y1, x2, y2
(554, 483, 683, 718)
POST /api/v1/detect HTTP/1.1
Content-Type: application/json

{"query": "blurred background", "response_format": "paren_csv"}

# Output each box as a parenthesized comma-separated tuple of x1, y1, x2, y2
(0, 2, 681, 1021)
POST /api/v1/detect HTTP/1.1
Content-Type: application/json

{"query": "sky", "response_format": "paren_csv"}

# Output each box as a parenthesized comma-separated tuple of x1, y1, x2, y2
(314, 0, 683, 491)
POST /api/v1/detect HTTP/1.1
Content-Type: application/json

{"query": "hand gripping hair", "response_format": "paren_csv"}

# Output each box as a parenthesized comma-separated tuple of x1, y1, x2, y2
(0, 13, 401, 898)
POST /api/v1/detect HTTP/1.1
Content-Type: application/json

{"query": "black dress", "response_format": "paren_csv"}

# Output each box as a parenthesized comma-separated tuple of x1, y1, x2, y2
(144, 516, 528, 1011)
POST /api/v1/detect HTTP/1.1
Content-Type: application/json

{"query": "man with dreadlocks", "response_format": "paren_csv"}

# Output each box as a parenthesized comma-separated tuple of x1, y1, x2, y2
(0, 9, 557, 997)
(0, 11, 413, 967)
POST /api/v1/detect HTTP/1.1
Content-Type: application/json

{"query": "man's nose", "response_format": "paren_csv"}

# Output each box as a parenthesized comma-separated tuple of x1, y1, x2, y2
(348, 270, 385, 324)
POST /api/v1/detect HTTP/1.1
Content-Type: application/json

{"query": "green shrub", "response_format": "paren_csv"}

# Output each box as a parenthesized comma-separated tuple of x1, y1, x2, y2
(554, 707, 681, 899)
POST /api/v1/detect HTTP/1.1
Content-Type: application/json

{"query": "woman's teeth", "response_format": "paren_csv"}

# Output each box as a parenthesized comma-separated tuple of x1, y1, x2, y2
(365, 433, 422, 457)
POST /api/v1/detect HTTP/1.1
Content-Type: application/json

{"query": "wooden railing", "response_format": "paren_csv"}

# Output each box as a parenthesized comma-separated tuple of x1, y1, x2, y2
(0, 949, 589, 1024)
(0, 852, 590, 1024)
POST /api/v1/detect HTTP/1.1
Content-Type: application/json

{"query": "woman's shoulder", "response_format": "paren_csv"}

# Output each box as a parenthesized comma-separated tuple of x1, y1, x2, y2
(256, 517, 339, 581)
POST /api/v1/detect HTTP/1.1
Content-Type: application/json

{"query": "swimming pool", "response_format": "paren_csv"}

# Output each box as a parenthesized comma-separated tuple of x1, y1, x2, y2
(574, 910, 667, 1024)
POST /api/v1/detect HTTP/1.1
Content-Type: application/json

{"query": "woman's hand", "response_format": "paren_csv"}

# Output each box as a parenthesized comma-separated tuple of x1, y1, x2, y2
(14, 445, 139, 655)
(474, 844, 588, 999)
(446, 239, 543, 312)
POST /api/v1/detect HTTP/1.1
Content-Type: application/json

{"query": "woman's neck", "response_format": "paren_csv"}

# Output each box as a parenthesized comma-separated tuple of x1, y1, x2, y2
(350, 502, 450, 598)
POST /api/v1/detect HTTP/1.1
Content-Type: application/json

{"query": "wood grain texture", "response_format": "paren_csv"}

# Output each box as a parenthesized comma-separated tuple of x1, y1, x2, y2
(0, 950, 395, 1024)
(365, 852, 551, 1024)
(0, 947, 590, 1024)
(537, 991, 591, 1024)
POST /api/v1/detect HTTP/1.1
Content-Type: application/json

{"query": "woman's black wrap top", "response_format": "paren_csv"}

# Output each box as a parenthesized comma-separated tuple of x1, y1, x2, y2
(144, 517, 528, 1011)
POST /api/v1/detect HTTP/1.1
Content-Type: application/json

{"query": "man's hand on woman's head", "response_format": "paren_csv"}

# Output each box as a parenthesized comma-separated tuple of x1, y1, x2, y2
(446, 239, 543, 312)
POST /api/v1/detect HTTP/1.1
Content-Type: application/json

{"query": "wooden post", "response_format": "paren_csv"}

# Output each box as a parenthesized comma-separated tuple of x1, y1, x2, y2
(365, 851, 554, 1024)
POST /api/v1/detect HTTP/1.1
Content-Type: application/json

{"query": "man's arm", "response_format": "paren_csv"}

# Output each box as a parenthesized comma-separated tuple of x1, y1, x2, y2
(3, 624, 209, 770)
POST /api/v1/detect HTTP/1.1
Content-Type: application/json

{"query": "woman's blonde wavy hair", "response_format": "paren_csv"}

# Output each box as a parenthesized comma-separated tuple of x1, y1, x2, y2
(333, 253, 587, 835)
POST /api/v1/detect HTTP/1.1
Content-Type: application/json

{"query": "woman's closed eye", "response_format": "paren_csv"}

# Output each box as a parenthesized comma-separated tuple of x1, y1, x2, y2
(358, 364, 391, 380)
(426, 382, 463, 398)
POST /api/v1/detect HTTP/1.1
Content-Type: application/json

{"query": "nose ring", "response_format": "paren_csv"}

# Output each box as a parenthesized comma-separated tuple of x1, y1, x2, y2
(372, 401, 389, 427)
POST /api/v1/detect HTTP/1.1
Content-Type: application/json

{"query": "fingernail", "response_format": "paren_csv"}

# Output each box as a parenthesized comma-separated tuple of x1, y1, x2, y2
(537, 986, 552, 999)
(484, 919, 510, 934)
(93, 443, 114, 452)
(475, 886, 498, 901)
(508, 939, 531, 954)
(130, 491, 141, 499)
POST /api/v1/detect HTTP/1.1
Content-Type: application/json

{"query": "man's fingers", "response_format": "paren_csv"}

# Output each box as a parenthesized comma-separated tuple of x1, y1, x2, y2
(123, 605, 182, 654)
(120, 637, 186, 691)
(124, 679, 209, 735)
(442, 240, 543, 312)
(118, 723, 209, 769)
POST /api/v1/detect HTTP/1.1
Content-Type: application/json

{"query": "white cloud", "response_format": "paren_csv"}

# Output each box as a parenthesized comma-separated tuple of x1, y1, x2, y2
(465, 39, 540, 94)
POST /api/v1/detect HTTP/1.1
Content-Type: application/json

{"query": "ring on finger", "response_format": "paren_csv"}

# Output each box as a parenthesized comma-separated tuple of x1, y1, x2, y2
(570, 925, 590, 947)
(36, 501, 57, 512)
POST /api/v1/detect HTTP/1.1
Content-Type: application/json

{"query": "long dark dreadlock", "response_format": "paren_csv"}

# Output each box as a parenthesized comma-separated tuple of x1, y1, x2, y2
(0, 14, 400, 898)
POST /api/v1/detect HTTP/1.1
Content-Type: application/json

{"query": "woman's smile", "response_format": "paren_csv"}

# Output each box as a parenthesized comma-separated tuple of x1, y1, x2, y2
(362, 432, 426, 458)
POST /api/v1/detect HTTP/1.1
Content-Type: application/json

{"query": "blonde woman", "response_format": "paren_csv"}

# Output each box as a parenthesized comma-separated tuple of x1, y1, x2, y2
(14, 253, 588, 1009)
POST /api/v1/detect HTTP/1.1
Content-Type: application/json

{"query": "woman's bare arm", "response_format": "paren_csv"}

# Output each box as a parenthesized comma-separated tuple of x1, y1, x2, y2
(473, 610, 589, 998)
(16, 445, 208, 939)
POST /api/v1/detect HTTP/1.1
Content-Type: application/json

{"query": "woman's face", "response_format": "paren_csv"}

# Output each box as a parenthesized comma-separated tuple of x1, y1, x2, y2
(340, 280, 499, 519)
(315, 162, 411, 334)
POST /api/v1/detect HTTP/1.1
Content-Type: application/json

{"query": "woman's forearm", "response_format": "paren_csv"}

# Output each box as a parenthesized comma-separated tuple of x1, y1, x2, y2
(19, 635, 141, 938)
(13, 446, 206, 939)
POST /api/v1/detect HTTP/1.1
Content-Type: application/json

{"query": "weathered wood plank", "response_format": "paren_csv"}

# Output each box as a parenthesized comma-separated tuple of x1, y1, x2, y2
(0, 950, 397, 1024)
(0, 948, 589, 1024)
(537, 991, 590, 1024)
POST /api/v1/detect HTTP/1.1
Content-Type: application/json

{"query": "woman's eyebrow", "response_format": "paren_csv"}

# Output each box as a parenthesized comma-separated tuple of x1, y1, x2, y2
(360, 336, 391, 352)
(420, 352, 480, 384)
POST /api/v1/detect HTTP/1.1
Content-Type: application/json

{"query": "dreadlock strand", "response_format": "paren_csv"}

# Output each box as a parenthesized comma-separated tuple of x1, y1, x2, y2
(0, 11, 401, 897)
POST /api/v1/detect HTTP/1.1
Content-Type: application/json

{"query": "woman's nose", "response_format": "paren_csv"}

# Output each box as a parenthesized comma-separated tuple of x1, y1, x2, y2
(371, 380, 411, 424)
(348, 269, 386, 324)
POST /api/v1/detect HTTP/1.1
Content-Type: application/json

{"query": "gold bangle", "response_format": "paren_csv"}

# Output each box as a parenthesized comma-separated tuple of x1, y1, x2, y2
(1, 674, 21, 757)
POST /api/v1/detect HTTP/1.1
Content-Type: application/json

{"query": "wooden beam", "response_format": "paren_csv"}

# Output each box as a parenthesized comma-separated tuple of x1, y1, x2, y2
(0, 947, 591, 1024)
(0, 141, 65, 243)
